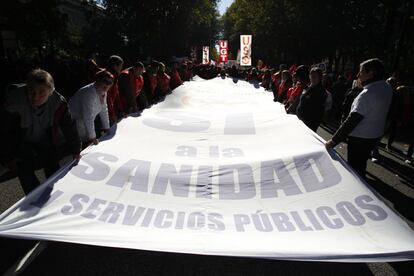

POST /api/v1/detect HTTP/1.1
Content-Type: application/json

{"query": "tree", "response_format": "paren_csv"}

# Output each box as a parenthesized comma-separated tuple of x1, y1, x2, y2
(84, 0, 220, 63)
(1, 0, 68, 60)
(221, 0, 414, 77)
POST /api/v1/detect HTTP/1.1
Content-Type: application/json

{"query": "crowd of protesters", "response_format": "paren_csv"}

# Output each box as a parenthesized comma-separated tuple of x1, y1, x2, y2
(220, 58, 413, 177)
(0, 54, 413, 194)
(0, 55, 198, 194)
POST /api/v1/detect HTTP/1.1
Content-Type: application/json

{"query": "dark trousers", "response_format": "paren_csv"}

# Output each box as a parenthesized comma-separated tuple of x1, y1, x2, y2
(347, 136, 378, 177)
(272, 88, 278, 101)
(136, 92, 148, 111)
(407, 140, 414, 159)
(16, 140, 60, 194)
(387, 120, 397, 148)
(154, 88, 165, 103)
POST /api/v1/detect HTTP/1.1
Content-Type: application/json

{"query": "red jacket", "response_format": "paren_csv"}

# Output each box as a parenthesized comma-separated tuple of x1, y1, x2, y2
(120, 69, 144, 97)
(246, 73, 260, 82)
(169, 70, 182, 90)
(148, 74, 158, 95)
(180, 70, 192, 82)
(286, 82, 304, 104)
(119, 68, 144, 111)
(158, 73, 171, 94)
(278, 81, 292, 98)
(106, 73, 123, 120)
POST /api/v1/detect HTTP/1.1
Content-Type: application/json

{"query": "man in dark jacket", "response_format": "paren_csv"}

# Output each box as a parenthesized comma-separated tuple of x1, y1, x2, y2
(1, 69, 81, 194)
(296, 67, 327, 132)
(340, 79, 363, 123)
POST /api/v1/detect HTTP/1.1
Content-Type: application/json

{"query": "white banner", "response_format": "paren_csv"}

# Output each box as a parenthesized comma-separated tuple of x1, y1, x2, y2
(202, 46, 209, 65)
(240, 35, 252, 66)
(0, 77, 414, 262)
(219, 40, 228, 63)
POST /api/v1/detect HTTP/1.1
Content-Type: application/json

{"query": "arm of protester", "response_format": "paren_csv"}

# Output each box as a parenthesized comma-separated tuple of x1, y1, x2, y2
(326, 112, 364, 149)
(81, 94, 97, 143)
(99, 95, 110, 132)
(56, 100, 82, 160)
(286, 96, 301, 114)
(118, 73, 136, 112)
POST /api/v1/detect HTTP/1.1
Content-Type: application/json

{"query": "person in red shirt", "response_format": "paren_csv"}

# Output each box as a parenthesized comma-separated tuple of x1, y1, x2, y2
(276, 70, 292, 103)
(261, 69, 272, 90)
(246, 68, 260, 82)
(143, 61, 160, 105)
(285, 65, 309, 114)
(118, 62, 145, 114)
(271, 64, 286, 93)
(157, 62, 171, 99)
(270, 69, 279, 89)
(179, 63, 193, 82)
(169, 61, 183, 90)
(105, 55, 124, 124)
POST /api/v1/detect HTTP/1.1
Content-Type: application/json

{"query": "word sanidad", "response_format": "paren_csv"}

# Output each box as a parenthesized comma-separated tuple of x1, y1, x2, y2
(70, 151, 342, 200)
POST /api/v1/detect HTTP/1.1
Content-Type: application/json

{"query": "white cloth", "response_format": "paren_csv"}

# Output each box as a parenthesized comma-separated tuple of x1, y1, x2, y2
(1, 77, 413, 262)
(69, 83, 110, 141)
(349, 80, 392, 139)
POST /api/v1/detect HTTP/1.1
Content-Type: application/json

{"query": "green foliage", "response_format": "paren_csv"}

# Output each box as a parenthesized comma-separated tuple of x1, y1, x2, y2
(210, 45, 218, 61)
(3, 0, 413, 77)
(82, 0, 220, 61)
(1, 0, 220, 63)
(1, 0, 68, 59)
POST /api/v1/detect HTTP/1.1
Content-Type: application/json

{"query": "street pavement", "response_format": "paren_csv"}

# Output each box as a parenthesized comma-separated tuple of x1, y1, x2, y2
(0, 122, 413, 276)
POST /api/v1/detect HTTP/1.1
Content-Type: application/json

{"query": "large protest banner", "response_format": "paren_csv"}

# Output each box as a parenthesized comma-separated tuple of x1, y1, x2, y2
(0, 77, 413, 262)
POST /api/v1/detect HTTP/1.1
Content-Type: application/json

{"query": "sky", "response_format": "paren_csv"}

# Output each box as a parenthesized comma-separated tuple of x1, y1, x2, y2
(218, 0, 234, 16)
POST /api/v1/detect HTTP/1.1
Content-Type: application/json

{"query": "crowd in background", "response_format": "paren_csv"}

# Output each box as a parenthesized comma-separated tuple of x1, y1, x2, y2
(0, 55, 196, 194)
(0, 55, 413, 195)
(198, 59, 413, 176)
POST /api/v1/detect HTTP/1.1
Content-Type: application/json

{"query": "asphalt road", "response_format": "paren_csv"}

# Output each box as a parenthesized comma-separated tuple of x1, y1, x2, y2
(0, 122, 413, 276)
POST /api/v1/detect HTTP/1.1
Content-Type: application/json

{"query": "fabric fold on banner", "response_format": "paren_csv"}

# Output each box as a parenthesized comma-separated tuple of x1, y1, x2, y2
(0, 76, 414, 262)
